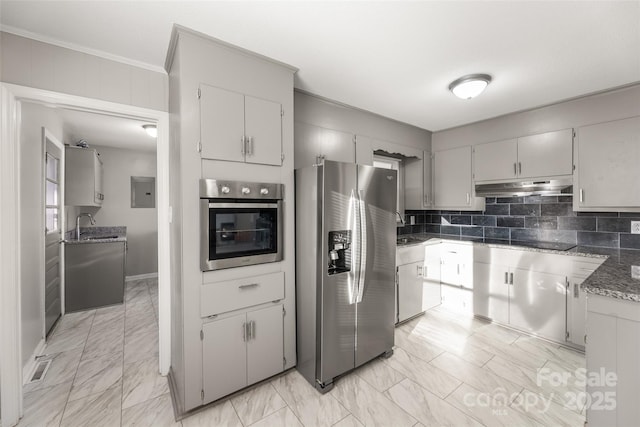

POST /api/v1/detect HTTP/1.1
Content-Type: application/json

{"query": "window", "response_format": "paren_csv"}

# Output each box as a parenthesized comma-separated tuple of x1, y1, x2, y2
(45, 153, 60, 233)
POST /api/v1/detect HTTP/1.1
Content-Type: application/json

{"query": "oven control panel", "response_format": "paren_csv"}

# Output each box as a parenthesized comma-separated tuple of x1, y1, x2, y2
(200, 179, 283, 200)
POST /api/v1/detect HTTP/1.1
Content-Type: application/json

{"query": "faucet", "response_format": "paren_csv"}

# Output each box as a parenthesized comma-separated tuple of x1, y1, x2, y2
(76, 213, 96, 240)
(396, 211, 405, 226)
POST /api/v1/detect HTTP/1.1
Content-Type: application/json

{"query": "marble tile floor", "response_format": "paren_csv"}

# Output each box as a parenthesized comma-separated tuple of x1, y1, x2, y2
(20, 283, 586, 427)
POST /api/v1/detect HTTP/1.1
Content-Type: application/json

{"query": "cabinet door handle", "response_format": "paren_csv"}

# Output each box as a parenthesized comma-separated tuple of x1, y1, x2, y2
(513, 162, 517, 176)
(466, 193, 470, 205)
(250, 320, 255, 340)
(574, 282, 579, 298)
(241, 136, 246, 155)
(248, 136, 254, 156)
(457, 264, 460, 275)
(417, 265, 423, 277)
(518, 162, 522, 175)
(579, 188, 584, 203)
(509, 272, 514, 285)
(239, 283, 259, 289)
(242, 322, 247, 342)
(505, 271, 509, 284)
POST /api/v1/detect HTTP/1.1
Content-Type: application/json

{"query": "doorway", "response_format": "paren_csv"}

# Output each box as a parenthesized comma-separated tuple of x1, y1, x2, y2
(0, 82, 170, 427)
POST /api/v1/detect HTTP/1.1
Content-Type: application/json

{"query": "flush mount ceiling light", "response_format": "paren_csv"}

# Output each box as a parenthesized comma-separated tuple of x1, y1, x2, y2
(142, 124, 157, 138)
(448, 74, 492, 100)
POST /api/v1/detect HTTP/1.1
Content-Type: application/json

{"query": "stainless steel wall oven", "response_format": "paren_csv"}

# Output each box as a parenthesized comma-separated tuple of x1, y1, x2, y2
(200, 179, 283, 271)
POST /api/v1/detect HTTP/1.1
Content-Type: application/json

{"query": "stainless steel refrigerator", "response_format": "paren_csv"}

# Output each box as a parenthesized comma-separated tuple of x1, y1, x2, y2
(295, 160, 397, 393)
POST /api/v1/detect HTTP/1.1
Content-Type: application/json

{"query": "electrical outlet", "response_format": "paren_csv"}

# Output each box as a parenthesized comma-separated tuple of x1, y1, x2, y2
(631, 221, 640, 234)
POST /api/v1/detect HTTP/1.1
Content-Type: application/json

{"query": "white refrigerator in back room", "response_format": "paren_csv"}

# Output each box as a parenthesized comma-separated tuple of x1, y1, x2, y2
(295, 160, 397, 392)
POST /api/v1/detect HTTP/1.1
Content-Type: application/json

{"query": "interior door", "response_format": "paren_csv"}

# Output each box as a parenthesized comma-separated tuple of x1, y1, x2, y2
(244, 95, 282, 166)
(355, 165, 396, 366)
(44, 129, 64, 336)
(319, 161, 358, 384)
(200, 84, 245, 162)
(246, 303, 283, 384)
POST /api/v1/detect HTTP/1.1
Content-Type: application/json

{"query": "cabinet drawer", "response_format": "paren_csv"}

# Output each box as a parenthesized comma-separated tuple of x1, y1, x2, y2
(201, 271, 284, 317)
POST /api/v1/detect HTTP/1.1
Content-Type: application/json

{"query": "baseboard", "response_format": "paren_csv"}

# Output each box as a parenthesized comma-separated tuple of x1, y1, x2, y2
(125, 272, 159, 282)
(22, 338, 46, 384)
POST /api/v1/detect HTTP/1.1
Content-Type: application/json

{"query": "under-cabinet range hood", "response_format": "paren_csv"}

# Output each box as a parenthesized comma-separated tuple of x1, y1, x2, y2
(475, 178, 573, 197)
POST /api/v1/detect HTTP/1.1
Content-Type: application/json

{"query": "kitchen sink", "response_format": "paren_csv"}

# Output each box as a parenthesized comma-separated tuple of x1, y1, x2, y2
(396, 236, 426, 245)
(83, 235, 120, 240)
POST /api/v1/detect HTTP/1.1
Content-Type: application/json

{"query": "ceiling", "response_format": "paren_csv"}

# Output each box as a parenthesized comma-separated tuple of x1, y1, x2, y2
(55, 107, 157, 152)
(3, 1, 639, 131)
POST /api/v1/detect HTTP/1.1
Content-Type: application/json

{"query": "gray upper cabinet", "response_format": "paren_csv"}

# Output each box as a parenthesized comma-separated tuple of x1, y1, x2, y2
(294, 121, 354, 168)
(473, 129, 573, 182)
(200, 84, 282, 166)
(433, 146, 484, 211)
(473, 138, 518, 182)
(65, 146, 103, 207)
(575, 116, 640, 210)
(517, 129, 573, 178)
(404, 151, 432, 210)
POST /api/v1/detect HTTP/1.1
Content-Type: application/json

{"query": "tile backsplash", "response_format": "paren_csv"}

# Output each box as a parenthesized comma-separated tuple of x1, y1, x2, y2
(399, 195, 640, 250)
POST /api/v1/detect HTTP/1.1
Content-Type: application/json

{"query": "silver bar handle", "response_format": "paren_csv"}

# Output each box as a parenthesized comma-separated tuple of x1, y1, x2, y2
(356, 190, 367, 303)
(239, 283, 259, 290)
(505, 271, 509, 284)
(509, 272, 514, 285)
(513, 163, 517, 176)
(241, 136, 246, 155)
(250, 320, 255, 340)
(466, 193, 470, 205)
(518, 162, 522, 175)
(574, 282, 579, 298)
(248, 136, 254, 156)
(579, 188, 584, 203)
(242, 322, 247, 342)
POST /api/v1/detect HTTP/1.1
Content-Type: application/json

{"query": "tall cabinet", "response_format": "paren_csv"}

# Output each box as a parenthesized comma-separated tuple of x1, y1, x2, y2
(165, 25, 297, 414)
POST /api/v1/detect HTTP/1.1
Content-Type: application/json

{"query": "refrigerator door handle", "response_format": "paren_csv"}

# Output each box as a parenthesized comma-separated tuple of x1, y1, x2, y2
(355, 190, 367, 303)
(349, 190, 360, 305)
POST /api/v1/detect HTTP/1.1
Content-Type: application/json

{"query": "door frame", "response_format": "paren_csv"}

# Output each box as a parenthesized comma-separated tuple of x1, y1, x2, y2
(0, 82, 171, 426)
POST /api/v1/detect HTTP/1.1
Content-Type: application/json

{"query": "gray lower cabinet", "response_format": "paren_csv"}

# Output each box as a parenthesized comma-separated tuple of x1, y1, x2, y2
(472, 261, 510, 324)
(397, 261, 424, 323)
(509, 269, 567, 343)
(202, 303, 283, 404)
(64, 241, 125, 312)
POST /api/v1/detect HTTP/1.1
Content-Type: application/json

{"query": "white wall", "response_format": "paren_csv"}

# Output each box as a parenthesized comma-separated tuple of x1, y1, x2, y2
(432, 84, 640, 151)
(295, 91, 432, 151)
(0, 31, 168, 112)
(19, 102, 64, 366)
(67, 146, 158, 276)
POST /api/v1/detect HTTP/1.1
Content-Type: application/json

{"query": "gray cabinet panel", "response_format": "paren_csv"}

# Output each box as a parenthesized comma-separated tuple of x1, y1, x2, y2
(473, 262, 510, 324)
(509, 269, 566, 342)
(474, 139, 518, 182)
(576, 116, 640, 209)
(397, 261, 424, 323)
(517, 129, 573, 178)
(203, 313, 248, 403)
(65, 147, 103, 207)
(245, 96, 282, 166)
(200, 85, 245, 162)
(246, 304, 283, 384)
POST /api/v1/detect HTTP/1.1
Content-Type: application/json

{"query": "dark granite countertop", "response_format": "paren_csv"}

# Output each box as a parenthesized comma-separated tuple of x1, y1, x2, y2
(398, 233, 640, 303)
(64, 226, 127, 245)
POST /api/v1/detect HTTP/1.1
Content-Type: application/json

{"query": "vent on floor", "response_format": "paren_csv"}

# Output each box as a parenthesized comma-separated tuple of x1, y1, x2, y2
(28, 359, 52, 384)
